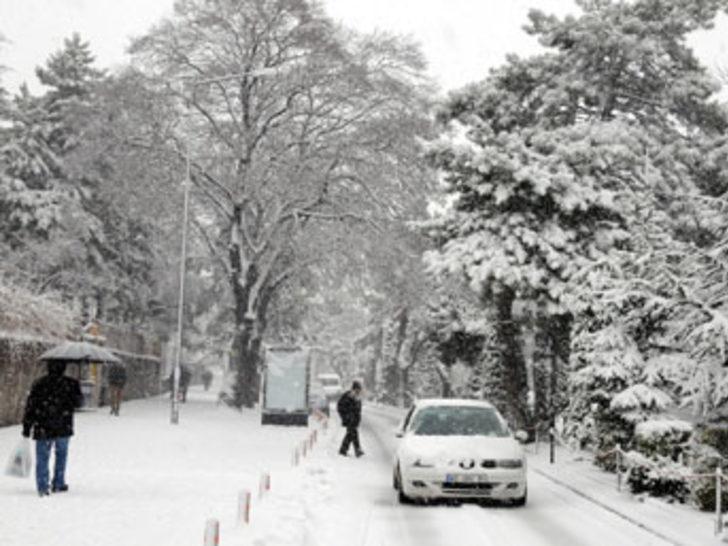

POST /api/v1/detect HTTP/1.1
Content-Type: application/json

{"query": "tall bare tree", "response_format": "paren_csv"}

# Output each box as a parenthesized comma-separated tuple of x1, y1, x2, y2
(130, 0, 433, 406)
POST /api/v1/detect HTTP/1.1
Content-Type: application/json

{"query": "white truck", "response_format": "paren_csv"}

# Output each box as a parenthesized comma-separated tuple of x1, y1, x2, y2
(260, 346, 311, 426)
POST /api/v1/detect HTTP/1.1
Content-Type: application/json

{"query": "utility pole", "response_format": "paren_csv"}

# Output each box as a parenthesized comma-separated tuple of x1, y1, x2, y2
(171, 151, 191, 425)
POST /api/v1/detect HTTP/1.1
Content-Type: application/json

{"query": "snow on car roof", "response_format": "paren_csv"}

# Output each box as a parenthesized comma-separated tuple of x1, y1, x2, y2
(413, 398, 495, 409)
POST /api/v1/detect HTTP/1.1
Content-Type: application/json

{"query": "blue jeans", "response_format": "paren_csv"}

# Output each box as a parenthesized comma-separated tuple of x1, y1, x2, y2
(35, 437, 70, 493)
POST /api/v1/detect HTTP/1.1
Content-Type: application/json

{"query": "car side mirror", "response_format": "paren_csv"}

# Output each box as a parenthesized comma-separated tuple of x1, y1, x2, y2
(394, 428, 404, 438)
(514, 430, 528, 443)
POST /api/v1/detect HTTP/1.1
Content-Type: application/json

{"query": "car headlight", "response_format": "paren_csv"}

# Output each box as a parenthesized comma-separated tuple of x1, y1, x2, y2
(497, 459, 523, 468)
(412, 458, 435, 468)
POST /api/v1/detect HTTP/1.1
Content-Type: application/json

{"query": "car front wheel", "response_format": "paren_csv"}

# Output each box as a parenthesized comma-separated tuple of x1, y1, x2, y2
(512, 487, 527, 507)
(395, 466, 412, 504)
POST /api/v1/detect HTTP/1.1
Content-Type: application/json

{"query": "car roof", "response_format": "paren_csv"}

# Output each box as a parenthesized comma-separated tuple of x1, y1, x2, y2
(412, 398, 496, 409)
(317, 373, 340, 379)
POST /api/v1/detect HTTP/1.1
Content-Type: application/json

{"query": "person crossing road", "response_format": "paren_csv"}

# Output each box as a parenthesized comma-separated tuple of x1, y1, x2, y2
(337, 381, 364, 457)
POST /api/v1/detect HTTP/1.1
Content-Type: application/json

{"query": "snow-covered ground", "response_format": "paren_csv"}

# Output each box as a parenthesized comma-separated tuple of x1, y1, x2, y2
(0, 384, 723, 546)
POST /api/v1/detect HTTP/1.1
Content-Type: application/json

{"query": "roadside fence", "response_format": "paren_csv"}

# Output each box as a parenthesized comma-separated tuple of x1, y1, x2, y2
(600, 444, 726, 536)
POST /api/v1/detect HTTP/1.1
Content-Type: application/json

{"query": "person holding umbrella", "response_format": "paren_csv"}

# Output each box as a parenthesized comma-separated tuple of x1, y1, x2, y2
(22, 359, 83, 496)
(22, 341, 119, 496)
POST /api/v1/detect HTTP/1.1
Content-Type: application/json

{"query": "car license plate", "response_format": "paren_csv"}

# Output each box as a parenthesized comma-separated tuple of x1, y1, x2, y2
(445, 473, 486, 484)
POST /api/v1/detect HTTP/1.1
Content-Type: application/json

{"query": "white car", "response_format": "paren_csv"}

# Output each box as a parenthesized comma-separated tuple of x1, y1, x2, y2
(393, 399, 528, 506)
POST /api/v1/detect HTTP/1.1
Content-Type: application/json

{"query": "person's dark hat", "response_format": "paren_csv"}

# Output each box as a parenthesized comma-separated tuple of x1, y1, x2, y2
(47, 360, 67, 376)
(352, 380, 362, 391)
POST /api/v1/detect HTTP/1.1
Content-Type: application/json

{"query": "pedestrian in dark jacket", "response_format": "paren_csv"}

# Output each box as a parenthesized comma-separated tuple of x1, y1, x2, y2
(337, 381, 364, 457)
(168, 365, 192, 402)
(107, 362, 127, 416)
(22, 360, 83, 496)
(201, 368, 213, 391)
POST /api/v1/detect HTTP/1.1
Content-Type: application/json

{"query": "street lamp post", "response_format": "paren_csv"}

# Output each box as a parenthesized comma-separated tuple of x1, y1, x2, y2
(171, 152, 191, 425)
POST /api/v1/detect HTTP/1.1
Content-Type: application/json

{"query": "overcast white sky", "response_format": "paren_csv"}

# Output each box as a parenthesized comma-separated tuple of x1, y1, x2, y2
(1, 0, 728, 94)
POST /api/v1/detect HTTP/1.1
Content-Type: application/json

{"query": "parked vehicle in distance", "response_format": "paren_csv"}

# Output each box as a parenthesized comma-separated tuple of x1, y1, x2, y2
(309, 381, 330, 417)
(316, 372, 342, 401)
(393, 399, 528, 506)
(260, 346, 310, 426)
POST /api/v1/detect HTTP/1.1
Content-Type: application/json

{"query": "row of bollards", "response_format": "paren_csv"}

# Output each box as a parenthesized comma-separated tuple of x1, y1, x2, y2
(292, 426, 321, 467)
(202, 472, 271, 545)
(203, 419, 328, 545)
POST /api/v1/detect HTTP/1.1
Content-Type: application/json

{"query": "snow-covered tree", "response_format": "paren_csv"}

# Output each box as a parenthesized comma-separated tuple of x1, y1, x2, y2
(423, 0, 728, 429)
(0, 36, 167, 327)
(130, 0, 433, 407)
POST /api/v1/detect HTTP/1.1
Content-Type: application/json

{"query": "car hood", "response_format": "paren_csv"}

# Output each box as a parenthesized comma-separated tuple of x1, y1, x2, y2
(399, 435, 523, 462)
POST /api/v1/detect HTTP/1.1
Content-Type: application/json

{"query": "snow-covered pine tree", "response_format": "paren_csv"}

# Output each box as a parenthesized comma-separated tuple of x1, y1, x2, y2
(424, 0, 728, 431)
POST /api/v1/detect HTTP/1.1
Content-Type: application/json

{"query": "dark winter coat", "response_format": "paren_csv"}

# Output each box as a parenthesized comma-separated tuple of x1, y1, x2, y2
(337, 390, 361, 428)
(107, 363, 127, 387)
(167, 366, 192, 389)
(180, 366, 191, 387)
(22, 366, 83, 440)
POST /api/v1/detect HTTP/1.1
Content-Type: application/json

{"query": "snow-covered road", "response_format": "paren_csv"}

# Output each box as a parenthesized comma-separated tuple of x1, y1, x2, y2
(335, 408, 677, 546)
(0, 386, 711, 545)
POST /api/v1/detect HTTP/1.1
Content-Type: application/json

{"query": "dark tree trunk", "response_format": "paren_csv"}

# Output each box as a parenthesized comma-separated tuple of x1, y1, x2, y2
(232, 322, 256, 408)
(228, 209, 265, 409)
(435, 363, 452, 398)
(545, 313, 572, 419)
(390, 308, 409, 407)
(493, 285, 530, 429)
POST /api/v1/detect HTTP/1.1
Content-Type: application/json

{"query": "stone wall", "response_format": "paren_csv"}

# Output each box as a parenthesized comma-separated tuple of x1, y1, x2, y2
(0, 337, 49, 427)
(0, 336, 163, 427)
(105, 350, 163, 402)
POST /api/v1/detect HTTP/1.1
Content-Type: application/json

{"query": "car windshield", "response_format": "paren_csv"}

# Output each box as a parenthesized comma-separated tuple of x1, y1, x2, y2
(410, 406, 510, 437)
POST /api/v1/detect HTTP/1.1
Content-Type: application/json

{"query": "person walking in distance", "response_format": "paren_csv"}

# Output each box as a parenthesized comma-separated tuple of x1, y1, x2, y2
(22, 360, 83, 496)
(337, 381, 364, 457)
(107, 362, 127, 416)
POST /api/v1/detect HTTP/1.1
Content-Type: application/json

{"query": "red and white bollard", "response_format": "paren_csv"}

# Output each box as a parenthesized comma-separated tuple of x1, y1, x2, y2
(204, 519, 219, 545)
(238, 490, 251, 524)
(259, 472, 271, 497)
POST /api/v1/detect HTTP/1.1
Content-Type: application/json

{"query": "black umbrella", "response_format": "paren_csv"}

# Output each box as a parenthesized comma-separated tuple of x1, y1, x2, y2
(39, 341, 121, 364)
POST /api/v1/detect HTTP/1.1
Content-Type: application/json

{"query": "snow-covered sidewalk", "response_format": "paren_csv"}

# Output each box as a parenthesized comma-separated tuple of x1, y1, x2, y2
(0, 385, 328, 546)
(528, 444, 723, 546)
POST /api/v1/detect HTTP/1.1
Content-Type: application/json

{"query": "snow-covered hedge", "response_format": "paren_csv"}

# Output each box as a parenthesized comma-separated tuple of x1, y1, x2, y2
(0, 281, 74, 339)
(624, 449, 691, 502)
(687, 442, 728, 511)
(621, 419, 694, 503)
(634, 419, 692, 458)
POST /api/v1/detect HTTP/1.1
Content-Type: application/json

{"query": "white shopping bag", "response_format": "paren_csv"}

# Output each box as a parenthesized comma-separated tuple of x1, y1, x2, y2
(5, 438, 32, 478)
